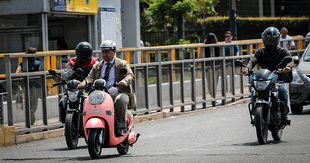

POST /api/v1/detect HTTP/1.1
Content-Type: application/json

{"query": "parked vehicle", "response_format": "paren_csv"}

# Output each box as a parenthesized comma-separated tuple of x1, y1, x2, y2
(81, 67, 140, 159)
(235, 57, 292, 144)
(289, 47, 310, 114)
(49, 69, 87, 149)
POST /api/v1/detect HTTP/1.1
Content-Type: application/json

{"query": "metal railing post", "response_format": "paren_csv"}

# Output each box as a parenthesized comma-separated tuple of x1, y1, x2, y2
(168, 49, 174, 112)
(4, 55, 13, 126)
(190, 48, 196, 110)
(155, 50, 162, 112)
(179, 49, 185, 112)
(221, 47, 227, 105)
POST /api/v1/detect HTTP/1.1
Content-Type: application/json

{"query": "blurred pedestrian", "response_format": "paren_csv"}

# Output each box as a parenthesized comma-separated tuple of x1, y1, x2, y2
(15, 47, 41, 125)
(279, 27, 295, 50)
(222, 31, 239, 93)
(223, 31, 239, 57)
(200, 33, 221, 97)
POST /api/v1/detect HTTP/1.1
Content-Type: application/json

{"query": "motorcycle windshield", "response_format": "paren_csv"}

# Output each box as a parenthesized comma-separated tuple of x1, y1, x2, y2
(253, 69, 272, 81)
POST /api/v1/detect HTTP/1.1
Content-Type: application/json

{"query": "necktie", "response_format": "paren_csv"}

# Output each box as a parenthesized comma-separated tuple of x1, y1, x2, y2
(103, 62, 112, 82)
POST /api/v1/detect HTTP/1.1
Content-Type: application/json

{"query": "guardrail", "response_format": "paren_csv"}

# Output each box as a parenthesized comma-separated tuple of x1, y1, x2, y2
(0, 36, 307, 135)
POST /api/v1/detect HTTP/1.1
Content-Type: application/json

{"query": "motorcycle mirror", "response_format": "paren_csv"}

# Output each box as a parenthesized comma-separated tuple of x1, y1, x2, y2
(76, 68, 84, 77)
(235, 60, 246, 67)
(281, 57, 292, 64)
(277, 57, 292, 69)
(48, 69, 57, 76)
(48, 69, 66, 83)
(119, 67, 127, 75)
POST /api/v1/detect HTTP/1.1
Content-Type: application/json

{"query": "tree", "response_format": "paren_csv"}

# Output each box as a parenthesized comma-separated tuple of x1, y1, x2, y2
(147, 0, 195, 42)
(145, 0, 219, 44)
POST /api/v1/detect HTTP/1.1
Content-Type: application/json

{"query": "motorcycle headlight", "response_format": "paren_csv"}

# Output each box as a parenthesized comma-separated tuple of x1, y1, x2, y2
(89, 92, 105, 105)
(67, 90, 79, 102)
(291, 70, 304, 84)
(254, 81, 270, 91)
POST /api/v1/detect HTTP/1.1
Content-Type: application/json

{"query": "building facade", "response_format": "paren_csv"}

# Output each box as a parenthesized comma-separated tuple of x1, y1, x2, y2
(0, 0, 140, 53)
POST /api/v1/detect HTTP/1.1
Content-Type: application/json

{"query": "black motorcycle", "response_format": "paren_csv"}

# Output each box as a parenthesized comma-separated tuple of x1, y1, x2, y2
(49, 69, 87, 149)
(235, 57, 292, 144)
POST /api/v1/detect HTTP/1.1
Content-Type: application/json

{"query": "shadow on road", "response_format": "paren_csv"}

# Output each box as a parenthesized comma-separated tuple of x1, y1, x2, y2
(66, 154, 121, 161)
(233, 140, 286, 146)
(51, 145, 88, 151)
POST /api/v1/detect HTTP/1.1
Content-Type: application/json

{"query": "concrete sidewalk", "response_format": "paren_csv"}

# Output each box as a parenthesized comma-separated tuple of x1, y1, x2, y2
(0, 98, 250, 146)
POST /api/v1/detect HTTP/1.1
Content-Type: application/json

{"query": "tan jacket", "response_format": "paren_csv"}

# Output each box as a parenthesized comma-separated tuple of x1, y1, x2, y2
(82, 58, 136, 109)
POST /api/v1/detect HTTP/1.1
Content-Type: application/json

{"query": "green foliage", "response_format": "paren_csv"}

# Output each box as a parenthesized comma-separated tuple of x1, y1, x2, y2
(164, 34, 191, 45)
(192, 0, 219, 18)
(184, 16, 310, 41)
(147, 0, 195, 31)
(148, 76, 156, 85)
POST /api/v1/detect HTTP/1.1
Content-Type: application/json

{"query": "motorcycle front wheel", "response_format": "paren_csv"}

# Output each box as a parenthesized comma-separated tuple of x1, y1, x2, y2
(255, 104, 268, 144)
(65, 112, 79, 149)
(88, 129, 102, 159)
(117, 140, 129, 155)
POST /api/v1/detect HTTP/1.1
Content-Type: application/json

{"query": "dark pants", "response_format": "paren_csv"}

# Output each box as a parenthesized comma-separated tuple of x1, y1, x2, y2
(110, 93, 129, 128)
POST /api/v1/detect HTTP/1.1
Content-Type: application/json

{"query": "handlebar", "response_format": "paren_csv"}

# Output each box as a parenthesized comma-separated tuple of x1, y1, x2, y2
(52, 80, 67, 87)
(113, 83, 128, 87)
(237, 70, 253, 76)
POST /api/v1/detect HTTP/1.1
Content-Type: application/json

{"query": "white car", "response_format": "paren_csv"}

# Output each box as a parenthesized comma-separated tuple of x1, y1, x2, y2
(289, 47, 310, 114)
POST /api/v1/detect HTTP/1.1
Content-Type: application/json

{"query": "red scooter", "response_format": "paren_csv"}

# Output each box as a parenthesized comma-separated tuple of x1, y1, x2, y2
(81, 68, 140, 159)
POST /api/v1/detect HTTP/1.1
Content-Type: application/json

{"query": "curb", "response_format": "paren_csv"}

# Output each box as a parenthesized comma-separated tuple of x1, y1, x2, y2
(1, 98, 250, 146)
(0, 126, 16, 146)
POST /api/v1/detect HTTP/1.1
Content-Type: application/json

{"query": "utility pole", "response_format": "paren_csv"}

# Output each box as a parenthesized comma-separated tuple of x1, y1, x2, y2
(259, 0, 263, 17)
(271, 0, 275, 17)
(229, 0, 237, 40)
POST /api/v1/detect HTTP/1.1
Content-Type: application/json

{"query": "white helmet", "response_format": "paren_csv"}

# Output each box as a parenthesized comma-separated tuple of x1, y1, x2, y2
(100, 40, 116, 50)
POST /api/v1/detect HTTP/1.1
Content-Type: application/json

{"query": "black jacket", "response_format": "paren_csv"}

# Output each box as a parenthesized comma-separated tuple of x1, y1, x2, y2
(246, 47, 293, 81)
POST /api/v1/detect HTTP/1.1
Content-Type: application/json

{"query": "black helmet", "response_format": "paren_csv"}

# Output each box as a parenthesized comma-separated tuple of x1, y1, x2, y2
(75, 41, 93, 63)
(261, 27, 280, 50)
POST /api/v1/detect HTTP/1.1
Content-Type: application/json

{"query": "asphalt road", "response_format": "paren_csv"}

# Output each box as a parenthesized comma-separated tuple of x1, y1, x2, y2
(1, 103, 310, 163)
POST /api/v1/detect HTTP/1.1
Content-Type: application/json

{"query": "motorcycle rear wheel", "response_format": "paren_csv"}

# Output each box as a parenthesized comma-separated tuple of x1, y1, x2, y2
(255, 104, 268, 144)
(88, 129, 102, 159)
(65, 112, 79, 149)
(271, 110, 283, 141)
(271, 126, 283, 141)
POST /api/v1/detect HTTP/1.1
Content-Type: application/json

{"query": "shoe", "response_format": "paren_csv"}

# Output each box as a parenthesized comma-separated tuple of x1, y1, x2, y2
(117, 130, 124, 137)
(284, 114, 291, 126)
(116, 127, 129, 137)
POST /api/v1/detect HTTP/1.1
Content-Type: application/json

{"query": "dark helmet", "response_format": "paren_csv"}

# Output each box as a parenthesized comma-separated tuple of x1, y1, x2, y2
(75, 41, 93, 63)
(261, 27, 280, 50)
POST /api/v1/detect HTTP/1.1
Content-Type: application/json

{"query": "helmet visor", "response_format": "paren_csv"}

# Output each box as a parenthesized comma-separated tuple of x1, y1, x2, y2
(79, 51, 92, 63)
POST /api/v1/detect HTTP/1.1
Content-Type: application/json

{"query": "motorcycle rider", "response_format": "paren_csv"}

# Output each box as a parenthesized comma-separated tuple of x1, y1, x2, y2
(77, 40, 136, 137)
(63, 41, 99, 81)
(59, 41, 99, 123)
(242, 27, 294, 123)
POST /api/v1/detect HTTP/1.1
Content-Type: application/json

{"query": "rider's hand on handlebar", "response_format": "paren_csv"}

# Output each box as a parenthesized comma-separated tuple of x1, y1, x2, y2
(283, 67, 291, 73)
(77, 83, 85, 89)
(242, 70, 248, 75)
(117, 81, 126, 88)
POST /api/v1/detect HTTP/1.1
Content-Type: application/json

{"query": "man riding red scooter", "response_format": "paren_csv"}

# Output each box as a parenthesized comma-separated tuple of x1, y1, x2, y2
(77, 40, 139, 159)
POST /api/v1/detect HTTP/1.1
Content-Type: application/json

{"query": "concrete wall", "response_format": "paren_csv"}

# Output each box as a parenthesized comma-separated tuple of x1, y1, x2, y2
(121, 0, 140, 48)
(0, 0, 49, 15)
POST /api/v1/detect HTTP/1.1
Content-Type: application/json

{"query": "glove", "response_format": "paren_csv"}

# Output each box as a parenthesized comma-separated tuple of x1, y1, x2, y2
(73, 60, 83, 70)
